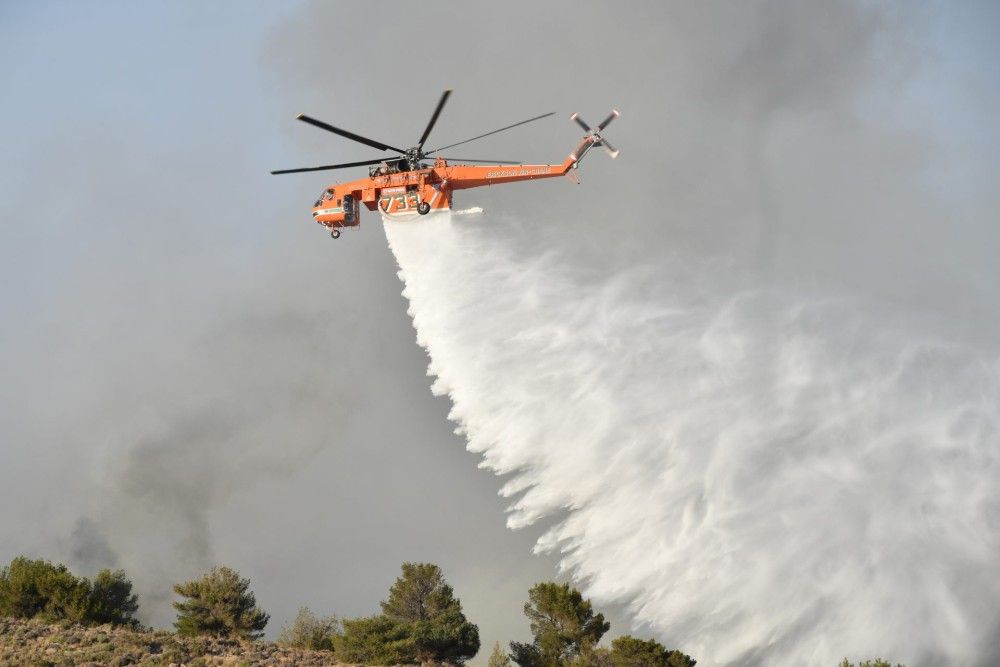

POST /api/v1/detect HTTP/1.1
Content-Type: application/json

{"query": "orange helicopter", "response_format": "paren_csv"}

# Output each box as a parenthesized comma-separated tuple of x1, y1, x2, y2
(271, 90, 619, 238)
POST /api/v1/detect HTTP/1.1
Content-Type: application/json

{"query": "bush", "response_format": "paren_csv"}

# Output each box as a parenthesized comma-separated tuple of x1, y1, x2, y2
(510, 582, 609, 667)
(276, 607, 339, 650)
(172, 566, 269, 639)
(0, 557, 139, 627)
(333, 614, 415, 665)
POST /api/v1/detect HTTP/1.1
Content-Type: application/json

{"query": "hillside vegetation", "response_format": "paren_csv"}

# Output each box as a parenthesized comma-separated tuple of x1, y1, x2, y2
(0, 555, 904, 666)
(0, 616, 351, 666)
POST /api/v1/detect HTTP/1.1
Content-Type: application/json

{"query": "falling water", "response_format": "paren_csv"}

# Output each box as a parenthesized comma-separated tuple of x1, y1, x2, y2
(383, 211, 1000, 666)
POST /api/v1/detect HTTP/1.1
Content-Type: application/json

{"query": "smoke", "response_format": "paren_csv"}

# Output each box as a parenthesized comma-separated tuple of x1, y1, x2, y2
(56, 300, 362, 626)
(383, 211, 1000, 666)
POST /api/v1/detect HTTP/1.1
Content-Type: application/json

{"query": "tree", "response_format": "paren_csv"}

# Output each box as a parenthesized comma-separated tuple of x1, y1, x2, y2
(488, 641, 513, 667)
(609, 636, 696, 667)
(0, 557, 86, 621)
(0, 557, 140, 627)
(572, 645, 613, 666)
(172, 566, 269, 639)
(380, 562, 480, 664)
(838, 660, 905, 667)
(87, 569, 140, 627)
(277, 606, 339, 650)
(510, 582, 610, 667)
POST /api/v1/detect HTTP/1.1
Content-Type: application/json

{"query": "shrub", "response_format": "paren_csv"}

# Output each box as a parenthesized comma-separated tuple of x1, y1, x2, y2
(172, 566, 268, 639)
(276, 607, 339, 651)
(333, 614, 415, 665)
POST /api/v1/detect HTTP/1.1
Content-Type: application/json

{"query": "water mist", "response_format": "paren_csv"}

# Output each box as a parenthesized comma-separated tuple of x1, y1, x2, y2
(383, 211, 1000, 666)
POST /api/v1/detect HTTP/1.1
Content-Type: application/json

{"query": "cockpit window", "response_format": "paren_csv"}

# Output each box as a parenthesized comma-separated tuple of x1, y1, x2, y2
(323, 189, 335, 200)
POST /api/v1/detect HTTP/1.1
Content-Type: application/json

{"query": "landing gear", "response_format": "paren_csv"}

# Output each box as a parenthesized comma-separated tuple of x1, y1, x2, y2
(330, 229, 341, 239)
(417, 201, 431, 215)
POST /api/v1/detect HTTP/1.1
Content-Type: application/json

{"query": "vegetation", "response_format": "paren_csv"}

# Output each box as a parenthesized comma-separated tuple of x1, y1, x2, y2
(336, 562, 480, 665)
(172, 565, 269, 639)
(0, 556, 139, 628)
(510, 582, 610, 666)
(86, 568, 141, 627)
(276, 606, 340, 650)
(0, 554, 912, 667)
(489, 641, 513, 667)
(335, 613, 416, 664)
(608, 636, 696, 666)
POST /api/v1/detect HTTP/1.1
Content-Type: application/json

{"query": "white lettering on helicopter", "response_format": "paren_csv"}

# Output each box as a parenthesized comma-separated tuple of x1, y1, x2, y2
(378, 192, 421, 212)
(484, 167, 550, 179)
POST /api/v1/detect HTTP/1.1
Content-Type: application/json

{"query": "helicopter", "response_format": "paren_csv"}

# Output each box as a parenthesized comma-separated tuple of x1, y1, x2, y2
(271, 89, 619, 238)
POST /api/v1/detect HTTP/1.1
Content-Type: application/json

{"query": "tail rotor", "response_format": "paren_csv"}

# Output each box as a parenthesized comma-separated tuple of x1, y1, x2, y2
(568, 109, 620, 164)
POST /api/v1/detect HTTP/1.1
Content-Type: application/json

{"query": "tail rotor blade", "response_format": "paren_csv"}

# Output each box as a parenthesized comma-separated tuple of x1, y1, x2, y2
(571, 113, 592, 133)
(598, 136, 620, 159)
(597, 109, 620, 131)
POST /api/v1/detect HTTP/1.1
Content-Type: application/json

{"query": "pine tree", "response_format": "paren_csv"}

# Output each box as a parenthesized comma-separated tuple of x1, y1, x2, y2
(380, 562, 480, 664)
(172, 566, 269, 639)
(510, 582, 609, 667)
(0, 557, 91, 623)
(87, 569, 140, 627)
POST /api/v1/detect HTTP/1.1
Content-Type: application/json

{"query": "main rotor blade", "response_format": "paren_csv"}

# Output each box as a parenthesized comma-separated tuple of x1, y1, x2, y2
(425, 112, 555, 155)
(270, 158, 391, 175)
(417, 89, 452, 151)
(435, 158, 524, 164)
(296, 114, 406, 153)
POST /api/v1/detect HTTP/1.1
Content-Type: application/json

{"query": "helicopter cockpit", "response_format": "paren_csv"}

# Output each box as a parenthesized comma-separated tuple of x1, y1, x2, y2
(313, 188, 335, 207)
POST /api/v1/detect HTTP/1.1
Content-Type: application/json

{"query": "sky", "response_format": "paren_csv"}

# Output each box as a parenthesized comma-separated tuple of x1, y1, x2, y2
(1, 1, 999, 664)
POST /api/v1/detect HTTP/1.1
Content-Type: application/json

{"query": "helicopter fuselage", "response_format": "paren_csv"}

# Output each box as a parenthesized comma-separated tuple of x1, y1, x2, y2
(311, 155, 578, 228)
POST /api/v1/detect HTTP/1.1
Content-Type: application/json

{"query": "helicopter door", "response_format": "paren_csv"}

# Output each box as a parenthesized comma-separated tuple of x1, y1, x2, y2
(342, 194, 359, 226)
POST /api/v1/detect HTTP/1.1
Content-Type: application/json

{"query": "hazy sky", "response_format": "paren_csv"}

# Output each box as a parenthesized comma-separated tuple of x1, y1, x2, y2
(2, 2, 999, 664)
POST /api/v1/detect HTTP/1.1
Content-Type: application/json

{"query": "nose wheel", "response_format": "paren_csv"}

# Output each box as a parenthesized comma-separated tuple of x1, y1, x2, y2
(330, 229, 341, 239)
